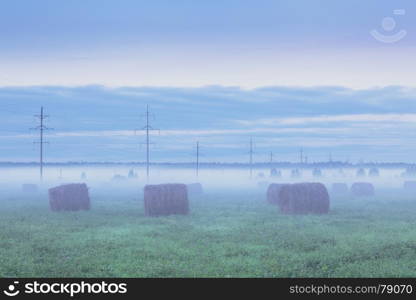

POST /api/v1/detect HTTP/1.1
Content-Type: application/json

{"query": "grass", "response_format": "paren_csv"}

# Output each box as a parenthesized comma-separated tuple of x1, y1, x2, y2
(1, 187, 416, 277)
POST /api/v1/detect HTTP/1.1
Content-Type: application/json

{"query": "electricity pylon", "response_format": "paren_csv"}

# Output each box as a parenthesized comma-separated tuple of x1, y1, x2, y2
(31, 106, 52, 181)
(139, 105, 158, 180)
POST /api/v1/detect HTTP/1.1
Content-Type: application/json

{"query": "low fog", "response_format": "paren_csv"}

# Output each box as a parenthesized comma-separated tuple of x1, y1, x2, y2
(1, 165, 412, 192)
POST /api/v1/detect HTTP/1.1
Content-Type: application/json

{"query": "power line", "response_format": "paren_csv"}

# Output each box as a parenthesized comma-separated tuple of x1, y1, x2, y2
(30, 106, 52, 181)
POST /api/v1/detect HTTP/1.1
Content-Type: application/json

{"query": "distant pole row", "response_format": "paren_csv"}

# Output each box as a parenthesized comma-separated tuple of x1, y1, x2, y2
(31, 106, 323, 182)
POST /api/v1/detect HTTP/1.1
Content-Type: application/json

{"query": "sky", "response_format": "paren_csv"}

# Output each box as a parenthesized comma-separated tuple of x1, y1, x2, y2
(0, 1, 415, 163)
(1, 86, 416, 163)
(0, 0, 415, 88)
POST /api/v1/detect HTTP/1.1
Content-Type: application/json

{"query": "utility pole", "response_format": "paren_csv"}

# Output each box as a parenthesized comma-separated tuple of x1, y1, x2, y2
(249, 138, 254, 178)
(140, 105, 158, 180)
(31, 106, 51, 181)
(270, 151, 273, 164)
(196, 141, 200, 177)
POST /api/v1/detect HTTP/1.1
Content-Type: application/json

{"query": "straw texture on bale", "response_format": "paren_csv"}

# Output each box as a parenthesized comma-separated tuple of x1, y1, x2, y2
(351, 182, 375, 197)
(48, 183, 90, 211)
(266, 183, 287, 205)
(144, 184, 189, 217)
(277, 182, 330, 214)
(187, 183, 203, 195)
(22, 184, 38, 193)
(331, 183, 349, 194)
(404, 181, 416, 191)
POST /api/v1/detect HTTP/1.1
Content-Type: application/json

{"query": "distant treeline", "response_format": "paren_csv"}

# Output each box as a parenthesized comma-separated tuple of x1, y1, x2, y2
(0, 161, 414, 169)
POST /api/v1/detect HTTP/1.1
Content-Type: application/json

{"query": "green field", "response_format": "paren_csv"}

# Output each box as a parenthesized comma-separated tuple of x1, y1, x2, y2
(1, 188, 416, 277)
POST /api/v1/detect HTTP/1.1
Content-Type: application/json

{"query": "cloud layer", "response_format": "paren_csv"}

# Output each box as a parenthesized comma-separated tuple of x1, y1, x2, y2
(1, 85, 416, 162)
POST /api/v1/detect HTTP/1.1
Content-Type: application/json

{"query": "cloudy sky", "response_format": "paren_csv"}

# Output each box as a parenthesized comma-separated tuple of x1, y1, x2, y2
(0, 1, 415, 162)
(2, 86, 416, 163)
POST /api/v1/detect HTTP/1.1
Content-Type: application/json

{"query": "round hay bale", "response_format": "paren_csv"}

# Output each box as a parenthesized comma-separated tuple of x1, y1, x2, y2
(128, 169, 138, 179)
(187, 183, 203, 195)
(351, 182, 375, 197)
(401, 166, 416, 178)
(277, 182, 330, 214)
(291, 169, 301, 178)
(369, 168, 379, 177)
(48, 183, 90, 211)
(266, 183, 287, 205)
(404, 181, 416, 192)
(312, 168, 322, 177)
(356, 168, 366, 177)
(144, 183, 189, 217)
(270, 168, 281, 177)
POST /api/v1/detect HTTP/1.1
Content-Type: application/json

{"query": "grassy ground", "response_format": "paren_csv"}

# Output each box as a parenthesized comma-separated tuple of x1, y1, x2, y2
(1, 187, 416, 277)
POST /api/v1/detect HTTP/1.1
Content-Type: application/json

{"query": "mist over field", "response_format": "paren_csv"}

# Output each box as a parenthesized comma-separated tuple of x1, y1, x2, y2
(1, 163, 416, 277)
(1, 0, 416, 279)
(0, 165, 411, 190)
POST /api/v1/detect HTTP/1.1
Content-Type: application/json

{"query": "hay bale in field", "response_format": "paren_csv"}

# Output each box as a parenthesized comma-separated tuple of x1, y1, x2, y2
(266, 183, 287, 205)
(270, 168, 281, 177)
(291, 169, 301, 178)
(331, 183, 349, 194)
(277, 182, 330, 214)
(312, 168, 322, 177)
(351, 182, 375, 197)
(356, 168, 366, 177)
(48, 183, 90, 211)
(128, 169, 138, 179)
(401, 166, 416, 178)
(144, 184, 189, 217)
(22, 184, 38, 193)
(369, 168, 380, 177)
(404, 181, 416, 191)
(187, 183, 203, 195)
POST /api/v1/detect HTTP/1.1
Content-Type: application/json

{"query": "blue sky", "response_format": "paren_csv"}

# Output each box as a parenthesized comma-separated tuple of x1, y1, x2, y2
(0, 1, 415, 162)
